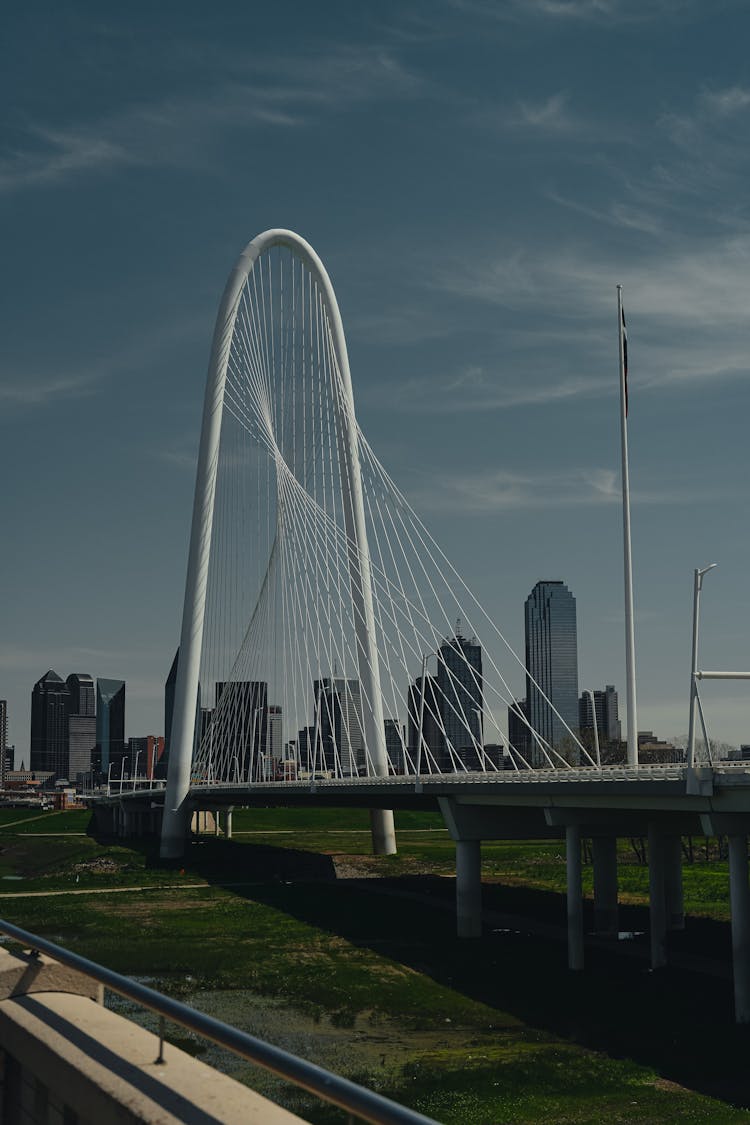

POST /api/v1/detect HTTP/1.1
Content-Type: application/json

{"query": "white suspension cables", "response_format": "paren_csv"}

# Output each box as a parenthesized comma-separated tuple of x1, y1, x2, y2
(161, 228, 594, 858)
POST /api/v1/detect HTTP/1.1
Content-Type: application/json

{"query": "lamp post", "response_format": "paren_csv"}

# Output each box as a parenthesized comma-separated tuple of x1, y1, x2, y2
(132, 751, 141, 791)
(687, 563, 718, 772)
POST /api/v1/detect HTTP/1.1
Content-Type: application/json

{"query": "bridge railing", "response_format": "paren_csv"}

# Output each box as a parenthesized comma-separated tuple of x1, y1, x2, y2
(0, 919, 437, 1125)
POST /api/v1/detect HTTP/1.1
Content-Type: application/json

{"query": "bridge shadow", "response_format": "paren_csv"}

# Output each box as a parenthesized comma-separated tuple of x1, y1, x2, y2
(94, 829, 749, 1109)
(223, 845, 748, 1107)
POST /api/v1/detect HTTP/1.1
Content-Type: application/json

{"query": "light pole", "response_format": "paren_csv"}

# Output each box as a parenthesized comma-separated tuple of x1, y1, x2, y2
(107, 761, 113, 797)
(687, 563, 718, 772)
(584, 689, 601, 769)
(132, 751, 141, 791)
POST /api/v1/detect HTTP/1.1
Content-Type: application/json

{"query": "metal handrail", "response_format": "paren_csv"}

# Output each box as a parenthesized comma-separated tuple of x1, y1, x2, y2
(0, 919, 438, 1125)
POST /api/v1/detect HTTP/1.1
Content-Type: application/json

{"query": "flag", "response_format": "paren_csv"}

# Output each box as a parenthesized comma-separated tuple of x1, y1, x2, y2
(621, 305, 629, 417)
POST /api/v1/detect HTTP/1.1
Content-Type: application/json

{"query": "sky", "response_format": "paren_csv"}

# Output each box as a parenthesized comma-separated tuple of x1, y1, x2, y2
(2, 0, 750, 760)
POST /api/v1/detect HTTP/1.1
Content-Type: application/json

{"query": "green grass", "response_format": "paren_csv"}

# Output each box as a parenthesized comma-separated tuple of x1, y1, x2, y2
(0, 807, 746, 1122)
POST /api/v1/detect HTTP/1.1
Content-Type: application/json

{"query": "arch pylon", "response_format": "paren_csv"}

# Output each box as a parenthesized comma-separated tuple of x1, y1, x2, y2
(159, 230, 396, 858)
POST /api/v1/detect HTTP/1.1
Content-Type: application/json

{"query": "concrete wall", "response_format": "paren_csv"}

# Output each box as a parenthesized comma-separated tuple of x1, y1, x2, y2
(0, 947, 306, 1124)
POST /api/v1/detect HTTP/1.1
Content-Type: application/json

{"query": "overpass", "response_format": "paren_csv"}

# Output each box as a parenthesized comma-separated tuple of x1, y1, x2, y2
(94, 762, 750, 1024)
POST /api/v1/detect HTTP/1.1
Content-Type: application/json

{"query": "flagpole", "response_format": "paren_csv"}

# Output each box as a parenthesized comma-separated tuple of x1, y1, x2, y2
(617, 284, 639, 768)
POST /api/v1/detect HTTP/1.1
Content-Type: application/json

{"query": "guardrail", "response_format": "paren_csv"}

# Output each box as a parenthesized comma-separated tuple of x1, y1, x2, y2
(0, 919, 438, 1125)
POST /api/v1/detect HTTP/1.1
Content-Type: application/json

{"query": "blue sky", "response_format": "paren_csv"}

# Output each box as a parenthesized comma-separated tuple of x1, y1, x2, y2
(2, 0, 750, 759)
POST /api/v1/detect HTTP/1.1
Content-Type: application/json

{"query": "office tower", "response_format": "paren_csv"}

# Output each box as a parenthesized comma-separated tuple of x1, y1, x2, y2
(407, 675, 444, 770)
(0, 700, 6, 786)
(437, 631, 483, 768)
(579, 685, 621, 744)
(214, 680, 268, 780)
(267, 706, 282, 772)
(296, 726, 316, 773)
(164, 647, 204, 769)
(66, 673, 96, 784)
(30, 671, 71, 777)
(525, 581, 579, 760)
(384, 717, 405, 773)
(507, 698, 530, 761)
(164, 648, 178, 760)
(314, 678, 365, 776)
(96, 679, 126, 778)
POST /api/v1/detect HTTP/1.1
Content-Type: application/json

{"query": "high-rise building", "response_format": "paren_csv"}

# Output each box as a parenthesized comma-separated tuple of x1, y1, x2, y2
(66, 673, 96, 785)
(214, 680, 268, 780)
(507, 698, 530, 762)
(525, 581, 579, 761)
(384, 717, 405, 773)
(30, 671, 71, 777)
(267, 705, 282, 773)
(579, 685, 621, 744)
(407, 675, 444, 770)
(314, 678, 365, 776)
(437, 632, 483, 768)
(164, 647, 204, 772)
(0, 700, 7, 786)
(96, 679, 126, 778)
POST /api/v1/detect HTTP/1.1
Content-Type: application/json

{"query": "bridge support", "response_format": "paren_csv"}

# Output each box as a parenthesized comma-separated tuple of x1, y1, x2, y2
(664, 835, 684, 931)
(225, 807, 233, 839)
(566, 825, 584, 971)
(455, 839, 482, 938)
(370, 809, 396, 856)
(592, 836, 618, 937)
(648, 824, 667, 969)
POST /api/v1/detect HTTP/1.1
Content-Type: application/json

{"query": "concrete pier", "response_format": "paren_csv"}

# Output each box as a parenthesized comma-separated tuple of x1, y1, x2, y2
(566, 824, 584, 971)
(648, 824, 667, 969)
(455, 839, 482, 938)
(592, 836, 619, 937)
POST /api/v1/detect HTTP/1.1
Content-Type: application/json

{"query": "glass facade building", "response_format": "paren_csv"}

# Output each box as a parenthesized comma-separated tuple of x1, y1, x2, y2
(524, 581, 579, 759)
(30, 670, 71, 777)
(437, 633, 483, 769)
(96, 678, 126, 777)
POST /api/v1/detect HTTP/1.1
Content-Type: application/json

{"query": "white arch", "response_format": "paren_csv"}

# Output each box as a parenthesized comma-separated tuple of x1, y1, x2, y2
(160, 229, 395, 858)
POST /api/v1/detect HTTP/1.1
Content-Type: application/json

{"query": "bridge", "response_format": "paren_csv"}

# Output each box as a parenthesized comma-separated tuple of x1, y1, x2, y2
(95, 228, 750, 1023)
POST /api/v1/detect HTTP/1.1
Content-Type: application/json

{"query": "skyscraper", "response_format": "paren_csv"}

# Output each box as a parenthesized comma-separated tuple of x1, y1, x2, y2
(30, 671, 71, 777)
(525, 581, 579, 760)
(96, 679, 126, 778)
(437, 631, 483, 768)
(579, 685, 621, 744)
(66, 673, 96, 784)
(407, 675, 444, 770)
(214, 680, 268, 780)
(0, 700, 7, 786)
(314, 678, 365, 776)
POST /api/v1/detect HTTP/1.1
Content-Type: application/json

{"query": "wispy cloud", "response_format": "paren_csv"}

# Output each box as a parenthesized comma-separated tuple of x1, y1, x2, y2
(0, 45, 428, 195)
(0, 371, 102, 406)
(407, 465, 706, 514)
(446, 0, 706, 23)
(366, 365, 609, 413)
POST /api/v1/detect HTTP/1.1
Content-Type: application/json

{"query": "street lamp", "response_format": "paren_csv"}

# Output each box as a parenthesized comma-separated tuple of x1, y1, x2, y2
(132, 751, 141, 791)
(687, 563, 718, 772)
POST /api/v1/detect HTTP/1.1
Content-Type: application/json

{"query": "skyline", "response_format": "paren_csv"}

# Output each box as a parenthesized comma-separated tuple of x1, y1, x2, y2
(3, 2, 750, 753)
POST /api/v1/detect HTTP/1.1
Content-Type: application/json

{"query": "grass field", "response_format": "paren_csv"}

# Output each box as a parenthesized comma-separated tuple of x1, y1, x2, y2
(0, 806, 746, 1123)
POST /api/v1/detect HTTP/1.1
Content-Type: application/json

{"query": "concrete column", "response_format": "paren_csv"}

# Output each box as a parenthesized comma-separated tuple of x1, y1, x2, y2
(370, 809, 397, 856)
(664, 835, 685, 931)
(225, 809, 233, 839)
(566, 824, 584, 970)
(215, 811, 220, 837)
(455, 839, 482, 938)
(592, 836, 618, 937)
(648, 823, 667, 969)
(728, 834, 750, 1024)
